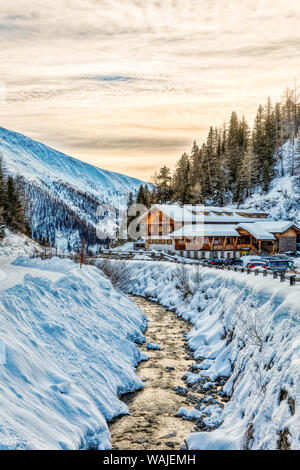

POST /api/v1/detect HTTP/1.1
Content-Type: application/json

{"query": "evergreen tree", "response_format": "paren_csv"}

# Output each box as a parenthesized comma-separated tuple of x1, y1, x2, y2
(295, 138, 300, 188)
(3, 176, 26, 232)
(153, 166, 173, 203)
(226, 112, 242, 202)
(172, 153, 192, 204)
(262, 97, 277, 190)
(136, 185, 146, 206)
(0, 156, 6, 211)
(0, 159, 4, 238)
(189, 141, 204, 203)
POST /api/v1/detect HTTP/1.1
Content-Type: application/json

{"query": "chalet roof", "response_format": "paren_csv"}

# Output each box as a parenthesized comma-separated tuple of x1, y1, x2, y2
(169, 224, 239, 238)
(236, 223, 276, 240)
(255, 220, 300, 233)
(139, 204, 270, 224)
(200, 205, 268, 215)
(236, 221, 300, 240)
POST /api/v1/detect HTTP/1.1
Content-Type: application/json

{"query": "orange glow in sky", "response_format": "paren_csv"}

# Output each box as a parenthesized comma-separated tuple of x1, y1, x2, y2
(0, 0, 299, 180)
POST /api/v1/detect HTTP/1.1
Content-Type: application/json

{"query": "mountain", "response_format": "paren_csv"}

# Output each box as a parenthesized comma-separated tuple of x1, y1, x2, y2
(240, 138, 300, 225)
(0, 126, 145, 250)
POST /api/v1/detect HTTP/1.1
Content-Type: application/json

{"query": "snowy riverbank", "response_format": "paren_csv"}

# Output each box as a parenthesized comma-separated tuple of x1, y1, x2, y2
(122, 261, 300, 450)
(0, 257, 147, 449)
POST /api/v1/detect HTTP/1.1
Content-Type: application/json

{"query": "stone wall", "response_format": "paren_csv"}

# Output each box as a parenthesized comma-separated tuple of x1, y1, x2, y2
(278, 236, 296, 253)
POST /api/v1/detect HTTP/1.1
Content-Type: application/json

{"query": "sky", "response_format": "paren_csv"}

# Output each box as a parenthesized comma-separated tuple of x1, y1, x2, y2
(0, 0, 299, 180)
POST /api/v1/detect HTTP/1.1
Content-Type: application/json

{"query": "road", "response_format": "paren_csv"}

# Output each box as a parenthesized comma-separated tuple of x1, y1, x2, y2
(0, 256, 65, 291)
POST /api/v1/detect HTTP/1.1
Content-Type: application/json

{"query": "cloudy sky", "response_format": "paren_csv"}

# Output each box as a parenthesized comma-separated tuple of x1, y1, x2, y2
(0, 0, 299, 179)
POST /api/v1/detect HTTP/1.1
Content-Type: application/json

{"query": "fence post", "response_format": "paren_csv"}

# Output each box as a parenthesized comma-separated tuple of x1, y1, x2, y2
(273, 271, 278, 279)
(263, 270, 267, 277)
(255, 269, 259, 276)
(247, 268, 251, 274)
(280, 273, 285, 283)
(290, 275, 296, 286)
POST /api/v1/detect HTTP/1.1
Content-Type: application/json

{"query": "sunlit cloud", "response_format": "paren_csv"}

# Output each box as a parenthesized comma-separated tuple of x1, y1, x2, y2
(0, 0, 299, 179)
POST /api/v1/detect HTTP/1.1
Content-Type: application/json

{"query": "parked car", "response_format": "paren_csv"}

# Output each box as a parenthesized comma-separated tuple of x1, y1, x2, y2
(223, 258, 243, 266)
(206, 259, 224, 266)
(284, 251, 300, 258)
(271, 254, 290, 260)
(245, 261, 267, 270)
(267, 259, 294, 273)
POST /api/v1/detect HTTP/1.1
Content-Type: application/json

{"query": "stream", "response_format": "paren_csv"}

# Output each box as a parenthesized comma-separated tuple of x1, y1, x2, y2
(109, 295, 199, 450)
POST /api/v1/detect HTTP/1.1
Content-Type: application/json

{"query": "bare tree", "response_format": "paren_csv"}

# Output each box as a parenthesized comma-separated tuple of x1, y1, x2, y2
(96, 259, 128, 288)
(234, 303, 266, 349)
(175, 264, 193, 298)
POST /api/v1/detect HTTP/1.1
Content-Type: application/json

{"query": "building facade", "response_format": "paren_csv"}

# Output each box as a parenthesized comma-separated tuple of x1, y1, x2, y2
(138, 204, 300, 258)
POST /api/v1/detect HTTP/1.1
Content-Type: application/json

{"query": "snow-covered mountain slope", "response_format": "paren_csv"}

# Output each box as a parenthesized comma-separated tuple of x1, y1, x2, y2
(0, 126, 145, 250)
(0, 257, 147, 449)
(241, 139, 300, 224)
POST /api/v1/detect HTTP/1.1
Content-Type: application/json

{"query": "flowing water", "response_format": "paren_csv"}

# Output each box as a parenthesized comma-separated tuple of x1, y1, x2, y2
(109, 295, 198, 450)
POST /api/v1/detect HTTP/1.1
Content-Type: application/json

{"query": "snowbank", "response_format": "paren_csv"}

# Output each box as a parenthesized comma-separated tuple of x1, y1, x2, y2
(0, 229, 42, 257)
(0, 258, 147, 449)
(123, 260, 300, 450)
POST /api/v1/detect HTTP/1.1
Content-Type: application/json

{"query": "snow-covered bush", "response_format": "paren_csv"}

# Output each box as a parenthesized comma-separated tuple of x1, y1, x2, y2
(95, 259, 129, 288)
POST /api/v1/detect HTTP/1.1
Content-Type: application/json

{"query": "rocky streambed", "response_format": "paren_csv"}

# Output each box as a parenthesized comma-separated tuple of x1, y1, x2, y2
(109, 295, 228, 450)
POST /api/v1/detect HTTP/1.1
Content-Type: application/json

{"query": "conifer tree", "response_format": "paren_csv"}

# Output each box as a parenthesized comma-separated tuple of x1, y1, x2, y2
(172, 153, 192, 204)
(0, 158, 4, 238)
(263, 97, 277, 190)
(153, 166, 173, 203)
(226, 112, 242, 202)
(4, 176, 26, 232)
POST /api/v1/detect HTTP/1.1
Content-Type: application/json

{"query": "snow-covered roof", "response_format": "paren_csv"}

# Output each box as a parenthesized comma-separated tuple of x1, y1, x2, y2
(255, 220, 300, 234)
(170, 224, 239, 238)
(237, 220, 300, 240)
(139, 204, 270, 224)
(236, 223, 276, 240)
(201, 206, 268, 215)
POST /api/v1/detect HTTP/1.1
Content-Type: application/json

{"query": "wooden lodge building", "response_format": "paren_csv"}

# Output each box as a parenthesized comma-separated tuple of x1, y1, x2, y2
(138, 204, 300, 258)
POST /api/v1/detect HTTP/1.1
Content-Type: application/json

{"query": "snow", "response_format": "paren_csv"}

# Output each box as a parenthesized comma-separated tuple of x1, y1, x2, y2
(241, 139, 300, 225)
(0, 256, 147, 449)
(0, 126, 143, 206)
(140, 204, 269, 225)
(170, 224, 239, 238)
(0, 340, 6, 365)
(146, 342, 161, 350)
(175, 408, 202, 420)
(122, 260, 300, 450)
(0, 229, 42, 258)
(237, 221, 300, 240)
(236, 222, 276, 240)
(0, 126, 145, 249)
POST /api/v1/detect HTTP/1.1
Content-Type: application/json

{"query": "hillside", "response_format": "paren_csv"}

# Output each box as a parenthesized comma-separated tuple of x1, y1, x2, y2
(0, 127, 144, 250)
(241, 139, 300, 224)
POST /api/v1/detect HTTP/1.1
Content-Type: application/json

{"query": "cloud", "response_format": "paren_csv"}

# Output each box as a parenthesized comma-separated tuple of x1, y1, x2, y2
(67, 135, 190, 151)
(85, 75, 134, 82)
(0, 0, 299, 178)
